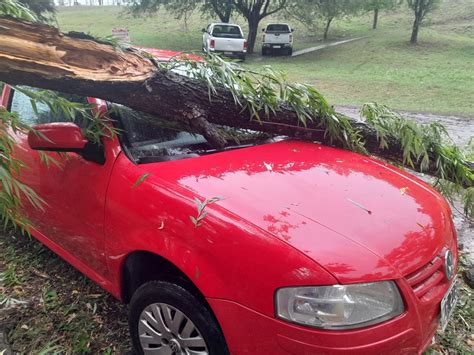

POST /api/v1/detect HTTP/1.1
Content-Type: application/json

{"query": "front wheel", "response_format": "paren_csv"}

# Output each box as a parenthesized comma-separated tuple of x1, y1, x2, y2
(129, 281, 229, 355)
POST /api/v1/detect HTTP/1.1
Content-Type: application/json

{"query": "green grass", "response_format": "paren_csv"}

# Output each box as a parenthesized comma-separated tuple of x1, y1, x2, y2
(55, 0, 474, 116)
(0, 231, 129, 353)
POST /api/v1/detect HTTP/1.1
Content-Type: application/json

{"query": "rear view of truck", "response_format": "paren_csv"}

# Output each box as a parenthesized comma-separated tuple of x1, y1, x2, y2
(262, 23, 294, 56)
(203, 23, 247, 61)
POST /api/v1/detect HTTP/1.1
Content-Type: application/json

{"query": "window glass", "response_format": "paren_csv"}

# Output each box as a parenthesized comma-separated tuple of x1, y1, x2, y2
(10, 88, 49, 126)
(211, 25, 243, 38)
(109, 104, 272, 163)
(110, 104, 206, 149)
(266, 24, 290, 33)
(10, 87, 90, 128)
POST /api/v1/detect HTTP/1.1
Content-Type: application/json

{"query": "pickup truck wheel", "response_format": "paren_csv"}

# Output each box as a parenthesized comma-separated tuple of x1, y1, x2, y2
(261, 48, 267, 56)
(287, 48, 293, 56)
(129, 281, 229, 355)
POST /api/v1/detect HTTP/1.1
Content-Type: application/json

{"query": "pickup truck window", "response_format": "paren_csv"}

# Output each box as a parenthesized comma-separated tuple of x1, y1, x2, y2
(211, 25, 243, 39)
(266, 24, 290, 33)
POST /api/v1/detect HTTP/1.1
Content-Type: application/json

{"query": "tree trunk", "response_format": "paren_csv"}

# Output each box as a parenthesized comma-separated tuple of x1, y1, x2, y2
(221, 1, 232, 23)
(209, 0, 232, 23)
(372, 8, 379, 29)
(323, 17, 333, 40)
(0, 17, 472, 186)
(246, 17, 259, 54)
(221, 12, 231, 23)
(410, 16, 420, 44)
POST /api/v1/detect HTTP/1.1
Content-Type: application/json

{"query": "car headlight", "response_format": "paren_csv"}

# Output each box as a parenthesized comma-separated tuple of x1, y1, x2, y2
(276, 281, 404, 329)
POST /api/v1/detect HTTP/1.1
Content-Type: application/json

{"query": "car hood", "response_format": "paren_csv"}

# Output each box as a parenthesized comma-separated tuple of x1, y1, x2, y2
(142, 140, 455, 283)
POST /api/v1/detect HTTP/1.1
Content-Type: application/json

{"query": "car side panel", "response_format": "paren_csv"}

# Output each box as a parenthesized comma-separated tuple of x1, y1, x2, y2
(2, 89, 121, 290)
(25, 225, 118, 295)
(7, 94, 119, 280)
(104, 153, 338, 316)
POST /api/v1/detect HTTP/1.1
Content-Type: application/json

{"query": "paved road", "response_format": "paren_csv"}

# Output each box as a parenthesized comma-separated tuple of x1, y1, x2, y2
(292, 37, 365, 57)
(337, 105, 474, 260)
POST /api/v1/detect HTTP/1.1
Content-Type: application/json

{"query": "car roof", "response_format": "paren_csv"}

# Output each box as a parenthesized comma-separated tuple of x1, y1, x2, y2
(209, 23, 241, 27)
(133, 46, 203, 62)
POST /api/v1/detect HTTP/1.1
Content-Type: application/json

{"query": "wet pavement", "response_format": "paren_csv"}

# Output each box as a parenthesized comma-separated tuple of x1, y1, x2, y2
(337, 105, 474, 261)
(291, 37, 365, 57)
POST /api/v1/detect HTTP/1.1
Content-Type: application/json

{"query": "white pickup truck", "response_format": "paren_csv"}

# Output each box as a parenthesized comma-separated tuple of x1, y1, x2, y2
(261, 23, 294, 56)
(202, 23, 247, 60)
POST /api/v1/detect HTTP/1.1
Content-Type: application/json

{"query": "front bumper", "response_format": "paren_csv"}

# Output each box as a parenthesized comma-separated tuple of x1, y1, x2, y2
(208, 275, 456, 354)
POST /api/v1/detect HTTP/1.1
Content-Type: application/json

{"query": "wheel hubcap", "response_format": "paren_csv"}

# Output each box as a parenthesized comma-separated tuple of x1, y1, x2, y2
(138, 302, 209, 355)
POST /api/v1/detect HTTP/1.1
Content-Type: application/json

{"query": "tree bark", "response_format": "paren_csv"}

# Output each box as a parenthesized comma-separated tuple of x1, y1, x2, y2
(208, 0, 232, 23)
(246, 17, 259, 54)
(372, 8, 379, 29)
(410, 16, 420, 44)
(0, 17, 472, 186)
(323, 17, 333, 40)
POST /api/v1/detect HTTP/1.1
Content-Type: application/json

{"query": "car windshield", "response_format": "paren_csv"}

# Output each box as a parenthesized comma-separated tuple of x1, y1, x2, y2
(110, 104, 272, 163)
(211, 25, 243, 38)
(266, 24, 290, 33)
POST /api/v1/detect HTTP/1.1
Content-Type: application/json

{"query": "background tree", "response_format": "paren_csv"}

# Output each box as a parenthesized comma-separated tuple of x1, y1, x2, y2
(164, 0, 200, 31)
(128, 0, 289, 53)
(363, 0, 400, 29)
(127, 0, 163, 16)
(322, 0, 366, 40)
(232, 0, 287, 53)
(293, 0, 362, 40)
(203, 0, 233, 23)
(285, 0, 320, 32)
(127, 0, 230, 31)
(127, 0, 202, 31)
(407, 0, 440, 43)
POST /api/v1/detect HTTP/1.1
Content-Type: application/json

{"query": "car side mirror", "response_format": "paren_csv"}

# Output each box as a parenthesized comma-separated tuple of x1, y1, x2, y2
(28, 122, 105, 164)
(291, 29, 295, 32)
(202, 28, 206, 33)
(28, 123, 87, 151)
(261, 28, 265, 32)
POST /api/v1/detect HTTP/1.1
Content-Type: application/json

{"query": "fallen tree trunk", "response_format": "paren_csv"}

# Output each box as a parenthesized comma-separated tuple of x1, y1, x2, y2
(0, 17, 472, 187)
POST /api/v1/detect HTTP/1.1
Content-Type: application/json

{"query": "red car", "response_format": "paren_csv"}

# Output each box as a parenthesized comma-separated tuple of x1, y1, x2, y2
(1, 50, 458, 354)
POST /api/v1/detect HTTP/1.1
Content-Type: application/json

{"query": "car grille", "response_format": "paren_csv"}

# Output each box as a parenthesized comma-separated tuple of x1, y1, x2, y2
(405, 253, 446, 302)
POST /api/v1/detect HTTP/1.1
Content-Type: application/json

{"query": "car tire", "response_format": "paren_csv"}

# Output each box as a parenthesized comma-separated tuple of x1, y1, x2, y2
(129, 281, 229, 355)
(287, 48, 293, 56)
(261, 47, 267, 56)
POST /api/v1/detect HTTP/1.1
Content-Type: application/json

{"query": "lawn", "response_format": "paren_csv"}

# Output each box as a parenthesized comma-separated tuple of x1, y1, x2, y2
(55, 0, 474, 116)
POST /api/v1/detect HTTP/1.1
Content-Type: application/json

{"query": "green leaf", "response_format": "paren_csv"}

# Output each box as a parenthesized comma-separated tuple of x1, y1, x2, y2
(132, 173, 150, 188)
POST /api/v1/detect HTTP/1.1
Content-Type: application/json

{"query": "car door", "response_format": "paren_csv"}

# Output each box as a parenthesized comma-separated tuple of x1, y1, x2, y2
(5, 86, 119, 280)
